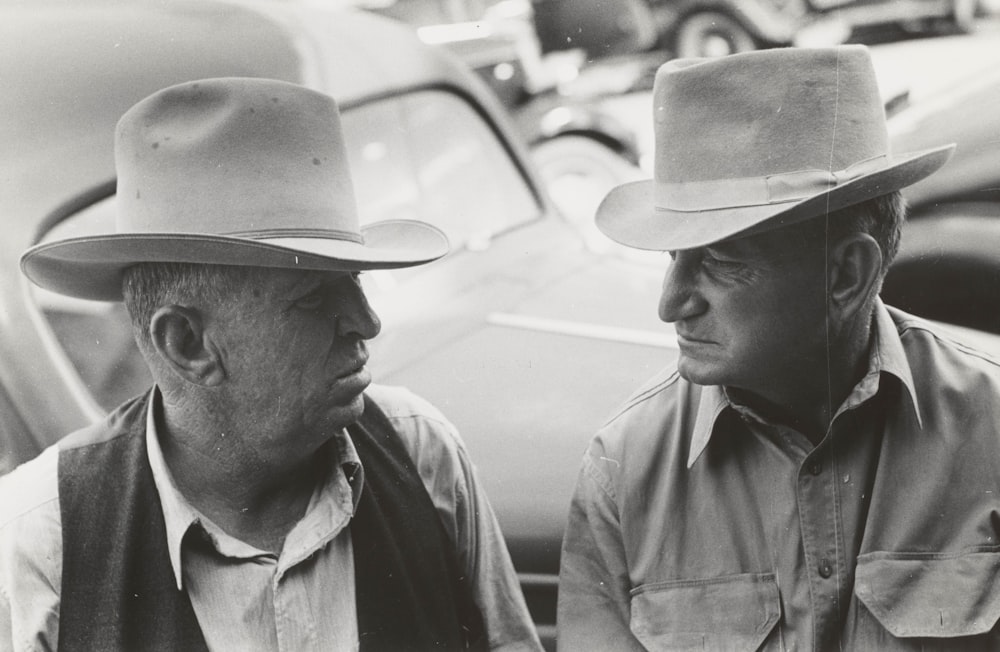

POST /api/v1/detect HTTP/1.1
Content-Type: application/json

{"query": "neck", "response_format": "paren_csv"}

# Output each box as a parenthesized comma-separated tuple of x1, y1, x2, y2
(731, 313, 874, 446)
(155, 395, 324, 553)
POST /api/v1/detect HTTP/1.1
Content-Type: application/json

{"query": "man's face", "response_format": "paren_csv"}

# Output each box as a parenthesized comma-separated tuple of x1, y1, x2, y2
(659, 225, 829, 395)
(209, 268, 380, 459)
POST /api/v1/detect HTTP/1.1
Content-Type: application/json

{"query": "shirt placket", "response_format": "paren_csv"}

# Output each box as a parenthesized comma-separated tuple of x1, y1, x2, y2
(795, 435, 847, 651)
(273, 560, 317, 652)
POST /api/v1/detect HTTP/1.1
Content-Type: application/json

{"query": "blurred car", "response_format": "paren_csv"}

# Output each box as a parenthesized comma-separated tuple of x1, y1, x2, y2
(532, 0, 850, 59)
(871, 28, 1000, 335)
(0, 0, 673, 647)
(531, 0, 984, 62)
(333, 0, 650, 225)
(337, 0, 544, 106)
(831, 0, 983, 39)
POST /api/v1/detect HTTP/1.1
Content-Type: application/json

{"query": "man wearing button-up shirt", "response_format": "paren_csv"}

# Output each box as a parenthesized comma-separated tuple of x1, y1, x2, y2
(558, 46, 1000, 650)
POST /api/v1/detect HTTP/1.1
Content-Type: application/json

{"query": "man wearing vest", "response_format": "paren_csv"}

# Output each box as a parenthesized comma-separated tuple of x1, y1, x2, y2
(1, 78, 542, 651)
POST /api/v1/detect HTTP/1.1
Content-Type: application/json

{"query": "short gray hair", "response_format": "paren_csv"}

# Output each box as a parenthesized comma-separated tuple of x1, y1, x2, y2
(121, 263, 263, 347)
(823, 190, 907, 278)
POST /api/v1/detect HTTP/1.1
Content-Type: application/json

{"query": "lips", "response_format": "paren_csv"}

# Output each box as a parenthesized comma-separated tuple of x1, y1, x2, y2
(333, 341, 370, 379)
(675, 330, 711, 345)
(337, 356, 369, 381)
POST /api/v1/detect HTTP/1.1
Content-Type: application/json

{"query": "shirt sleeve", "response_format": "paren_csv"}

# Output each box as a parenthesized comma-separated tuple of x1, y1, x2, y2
(451, 431, 544, 652)
(0, 446, 63, 652)
(365, 384, 543, 652)
(557, 449, 646, 652)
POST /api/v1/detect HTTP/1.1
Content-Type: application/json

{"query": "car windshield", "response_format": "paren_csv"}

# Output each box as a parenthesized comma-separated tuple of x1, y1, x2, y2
(33, 88, 542, 411)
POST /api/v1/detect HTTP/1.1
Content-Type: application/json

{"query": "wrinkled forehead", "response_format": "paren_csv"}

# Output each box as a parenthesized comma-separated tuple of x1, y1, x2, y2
(239, 266, 352, 294)
(702, 218, 830, 264)
(724, 217, 829, 250)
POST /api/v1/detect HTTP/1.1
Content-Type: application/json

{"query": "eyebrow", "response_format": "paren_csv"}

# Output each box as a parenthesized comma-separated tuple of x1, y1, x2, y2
(285, 270, 358, 295)
(704, 243, 744, 258)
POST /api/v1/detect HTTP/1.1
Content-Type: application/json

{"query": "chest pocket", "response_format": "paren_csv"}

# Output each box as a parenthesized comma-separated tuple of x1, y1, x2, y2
(855, 549, 1000, 640)
(629, 572, 780, 651)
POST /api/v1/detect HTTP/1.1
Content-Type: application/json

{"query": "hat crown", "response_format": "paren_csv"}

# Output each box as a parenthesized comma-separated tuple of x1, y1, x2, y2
(593, 45, 954, 251)
(115, 77, 360, 238)
(21, 77, 449, 301)
(654, 46, 887, 184)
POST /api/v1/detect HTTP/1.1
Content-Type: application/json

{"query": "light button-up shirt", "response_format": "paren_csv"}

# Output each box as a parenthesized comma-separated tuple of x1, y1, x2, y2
(148, 398, 363, 652)
(559, 302, 1000, 651)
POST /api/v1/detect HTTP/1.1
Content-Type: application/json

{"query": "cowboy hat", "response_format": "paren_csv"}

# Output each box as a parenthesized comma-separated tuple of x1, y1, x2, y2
(20, 77, 449, 301)
(596, 45, 955, 251)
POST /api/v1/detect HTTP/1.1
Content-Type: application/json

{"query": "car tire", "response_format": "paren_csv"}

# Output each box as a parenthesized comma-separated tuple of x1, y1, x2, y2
(672, 11, 758, 59)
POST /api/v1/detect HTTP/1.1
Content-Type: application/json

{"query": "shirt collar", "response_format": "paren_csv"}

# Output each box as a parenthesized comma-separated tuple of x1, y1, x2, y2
(871, 298, 922, 426)
(686, 299, 922, 468)
(687, 385, 730, 468)
(144, 388, 364, 589)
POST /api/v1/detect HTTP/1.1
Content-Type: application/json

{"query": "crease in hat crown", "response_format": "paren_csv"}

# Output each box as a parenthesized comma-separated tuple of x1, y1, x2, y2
(595, 45, 955, 252)
(20, 77, 449, 301)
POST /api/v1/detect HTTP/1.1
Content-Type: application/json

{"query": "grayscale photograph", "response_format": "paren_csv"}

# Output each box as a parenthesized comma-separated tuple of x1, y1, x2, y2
(2, 0, 999, 649)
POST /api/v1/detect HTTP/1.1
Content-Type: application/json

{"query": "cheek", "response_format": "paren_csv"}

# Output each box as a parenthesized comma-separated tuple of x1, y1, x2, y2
(722, 283, 817, 341)
(743, 285, 826, 351)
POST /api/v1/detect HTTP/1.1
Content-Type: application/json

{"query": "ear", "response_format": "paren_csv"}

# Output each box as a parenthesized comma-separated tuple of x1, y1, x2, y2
(827, 233, 882, 326)
(149, 305, 225, 387)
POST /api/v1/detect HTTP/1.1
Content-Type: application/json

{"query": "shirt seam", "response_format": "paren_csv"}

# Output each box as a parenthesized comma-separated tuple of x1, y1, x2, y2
(602, 369, 681, 428)
(0, 495, 58, 530)
(581, 453, 617, 503)
(385, 413, 463, 447)
(896, 322, 1000, 369)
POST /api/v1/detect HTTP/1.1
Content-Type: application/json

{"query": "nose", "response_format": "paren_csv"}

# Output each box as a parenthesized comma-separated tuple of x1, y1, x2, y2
(336, 277, 382, 340)
(658, 252, 706, 323)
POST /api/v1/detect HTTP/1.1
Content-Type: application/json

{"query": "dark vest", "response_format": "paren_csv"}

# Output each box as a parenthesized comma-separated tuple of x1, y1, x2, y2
(57, 392, 485, 651)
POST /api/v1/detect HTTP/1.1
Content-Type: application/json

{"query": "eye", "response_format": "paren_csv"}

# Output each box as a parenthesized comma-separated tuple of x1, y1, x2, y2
(294, 293, 324, 311)
(703, 254, 731, 268)
(702, 250, 741, 268)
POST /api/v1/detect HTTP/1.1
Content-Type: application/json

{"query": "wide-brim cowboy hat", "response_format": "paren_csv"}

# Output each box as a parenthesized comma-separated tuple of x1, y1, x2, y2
(595, 45, 955, 252)
(21, 77, 449, 302)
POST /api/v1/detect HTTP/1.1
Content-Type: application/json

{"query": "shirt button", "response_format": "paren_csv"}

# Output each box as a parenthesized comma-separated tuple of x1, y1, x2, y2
(818, 560, 833, 578)
(808, 461, 822, 475)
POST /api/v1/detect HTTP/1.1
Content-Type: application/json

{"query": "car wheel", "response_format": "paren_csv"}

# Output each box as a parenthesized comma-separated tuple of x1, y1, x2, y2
(673, 11, 757, 59)
(531, 135, 643, 240)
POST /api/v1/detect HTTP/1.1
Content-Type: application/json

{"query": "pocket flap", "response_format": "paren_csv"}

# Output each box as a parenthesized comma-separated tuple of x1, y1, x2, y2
(855, 550, 1000, 638)
(629, 573, 780, 651)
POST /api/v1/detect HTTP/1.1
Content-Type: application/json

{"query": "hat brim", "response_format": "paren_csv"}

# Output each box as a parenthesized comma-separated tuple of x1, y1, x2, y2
(21, 219, 449, 301)
(596, 144, 955, 251)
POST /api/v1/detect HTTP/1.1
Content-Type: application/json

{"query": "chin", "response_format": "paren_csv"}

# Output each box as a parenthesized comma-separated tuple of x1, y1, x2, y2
(676, 357, 727, 388)
(325, 393, 367, 429)
(347, 391, 367, 416)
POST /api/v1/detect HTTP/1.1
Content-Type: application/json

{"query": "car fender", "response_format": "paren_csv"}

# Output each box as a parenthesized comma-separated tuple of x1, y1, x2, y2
(514, 96, 641, 165)
(657, 0, 805, 45)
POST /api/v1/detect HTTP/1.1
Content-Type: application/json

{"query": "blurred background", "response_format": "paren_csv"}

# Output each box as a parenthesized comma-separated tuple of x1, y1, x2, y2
(3, 1, 999, 649)
(320, 0, 1000, 237)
